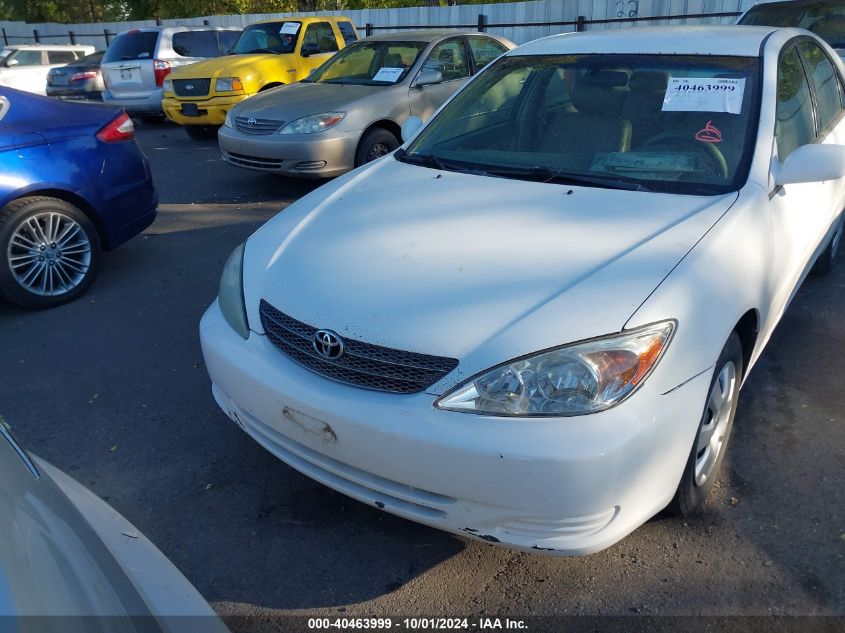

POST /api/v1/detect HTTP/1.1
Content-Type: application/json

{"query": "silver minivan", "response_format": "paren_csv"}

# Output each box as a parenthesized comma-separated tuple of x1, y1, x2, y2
(102, 26, 241, 118)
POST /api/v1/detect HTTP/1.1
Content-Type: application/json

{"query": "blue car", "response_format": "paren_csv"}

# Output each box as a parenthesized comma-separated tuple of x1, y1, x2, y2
(0, 87, 157, 308)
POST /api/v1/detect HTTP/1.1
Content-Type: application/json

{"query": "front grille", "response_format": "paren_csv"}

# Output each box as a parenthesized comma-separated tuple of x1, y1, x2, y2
(223, 151, 283, 170)
(173, 78, 210, 97)
(259, 300, 459, 394)
(235, 116, 285, 135)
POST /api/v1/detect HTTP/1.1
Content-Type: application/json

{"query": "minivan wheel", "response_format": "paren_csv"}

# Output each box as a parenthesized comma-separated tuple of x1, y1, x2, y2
(0, 197, 101, 309)
(355, 128, 400, 167)
(812, 214, 843, 276)
(185, 125, 219, 140)
(672, 331, 743, 516)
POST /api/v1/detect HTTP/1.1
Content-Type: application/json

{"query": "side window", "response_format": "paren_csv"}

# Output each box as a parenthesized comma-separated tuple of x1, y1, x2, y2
(797, 40, 845, 132)
(172, 31, 219, 58)
(11, 50, 43, 66)
(302, 23, 338, 54)
(467, 36, 508, 72)
(776, 46, 816, 161)
(337, 22, 358, 46)
(423, 39, 469, 82)
(217, 30, 240, 55)
(48, 51, 76, 64)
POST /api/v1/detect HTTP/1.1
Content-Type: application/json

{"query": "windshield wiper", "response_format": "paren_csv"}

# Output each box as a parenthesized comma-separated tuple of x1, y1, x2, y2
(395, 149, 451, 171)
(481, 166, 652, 191)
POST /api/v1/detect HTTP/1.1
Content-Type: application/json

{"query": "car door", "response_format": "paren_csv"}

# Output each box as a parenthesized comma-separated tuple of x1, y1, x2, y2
(297, 22, 339, 78)
(764, 40, 845, 332)
(409, 38, 470, 121)
(1, 50, 47, 94)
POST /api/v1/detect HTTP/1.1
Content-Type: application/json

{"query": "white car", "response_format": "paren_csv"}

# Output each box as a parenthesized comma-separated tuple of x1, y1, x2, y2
(0, 44, 94, 94)
(1, 417, 229, 627)
(200, 25, 845, 555)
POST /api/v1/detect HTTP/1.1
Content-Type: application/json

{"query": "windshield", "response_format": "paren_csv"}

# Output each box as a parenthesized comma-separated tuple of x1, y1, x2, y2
(740, 1, 845, 49)
(402, 54, 761, 195)
(307, 40, 427, 85)
(230, 21, 300, 55)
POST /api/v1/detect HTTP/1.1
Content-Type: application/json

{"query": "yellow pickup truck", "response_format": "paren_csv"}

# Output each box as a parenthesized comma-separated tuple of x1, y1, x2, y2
(162, 16, 357, 139)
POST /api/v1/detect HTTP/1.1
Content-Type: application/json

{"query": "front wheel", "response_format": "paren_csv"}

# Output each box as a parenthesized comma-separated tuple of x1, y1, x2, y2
(0, 197, 101, 309)
(672, 331, 743, 516)
(355, 128, 400, 167)
(185, 125, 220, 140)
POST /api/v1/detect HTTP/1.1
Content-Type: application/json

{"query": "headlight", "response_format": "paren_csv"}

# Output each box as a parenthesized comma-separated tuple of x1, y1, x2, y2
(218, 243, 249, 339)
(279, 112, 346, 135)
(215, 77, 243, 92)
(224, 109, 235, 128)
(162, 78, 173, 93)
(435, 321, 675, 417)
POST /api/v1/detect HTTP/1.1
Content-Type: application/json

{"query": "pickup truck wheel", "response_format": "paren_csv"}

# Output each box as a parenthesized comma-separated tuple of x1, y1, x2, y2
(672, 331, 743, 516)
(0, 197, 101, 309)
(185, 125, 219, 140)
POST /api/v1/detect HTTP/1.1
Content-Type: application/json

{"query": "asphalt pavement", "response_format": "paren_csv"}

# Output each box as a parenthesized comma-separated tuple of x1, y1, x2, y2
(0, 121, 843, 630)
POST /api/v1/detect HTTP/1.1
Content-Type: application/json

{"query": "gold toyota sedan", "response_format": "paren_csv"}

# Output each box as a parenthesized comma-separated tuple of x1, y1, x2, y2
(217, 30, 513, 178)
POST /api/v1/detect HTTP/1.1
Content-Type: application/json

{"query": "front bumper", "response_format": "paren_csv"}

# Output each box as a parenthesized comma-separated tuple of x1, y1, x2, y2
(200, 300, 711, 555)
(162, 94, 246, 126)
(218, 124, 359, 178)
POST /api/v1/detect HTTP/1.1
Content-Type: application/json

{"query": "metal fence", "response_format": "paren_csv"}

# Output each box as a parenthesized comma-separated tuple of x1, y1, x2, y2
(0, 0, 758, 50)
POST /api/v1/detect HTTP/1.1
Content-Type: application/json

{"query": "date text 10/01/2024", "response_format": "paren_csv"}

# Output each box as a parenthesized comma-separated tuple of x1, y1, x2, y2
(307, 618, 529, 630)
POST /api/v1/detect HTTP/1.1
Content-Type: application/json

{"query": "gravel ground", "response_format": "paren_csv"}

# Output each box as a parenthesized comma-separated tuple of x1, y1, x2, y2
(0, 121, 842, 631)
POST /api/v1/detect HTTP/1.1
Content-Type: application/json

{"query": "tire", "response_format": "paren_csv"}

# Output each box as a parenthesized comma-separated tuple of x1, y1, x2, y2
(355, 128, 400, 167)
(811, 214, 843, 276)
(672, 331, 744, 516)
(0, 197, 101, 309)
(185, 125, 219, 140)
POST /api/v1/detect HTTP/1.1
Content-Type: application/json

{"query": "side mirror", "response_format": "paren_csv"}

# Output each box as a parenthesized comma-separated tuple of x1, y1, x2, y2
(300, 43, 319, 58)
(401, 116, 423, 143)
(413, 69, 443, 88)
(5, 58, 19, 67)
(774, 144, 845, 186)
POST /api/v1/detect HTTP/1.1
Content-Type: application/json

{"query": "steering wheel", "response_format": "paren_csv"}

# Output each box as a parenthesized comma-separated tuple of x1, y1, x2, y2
(638, 132, 729, 180)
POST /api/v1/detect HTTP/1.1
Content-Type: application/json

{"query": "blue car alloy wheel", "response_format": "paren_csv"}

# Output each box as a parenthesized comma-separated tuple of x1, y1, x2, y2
(0, 197, 101, 308)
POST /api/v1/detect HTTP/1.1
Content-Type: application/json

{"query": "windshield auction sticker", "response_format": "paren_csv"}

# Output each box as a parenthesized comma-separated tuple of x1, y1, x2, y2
(280, 22, 301, 34)
(372, 67, 404, 82)
(662, 77, 746, 114)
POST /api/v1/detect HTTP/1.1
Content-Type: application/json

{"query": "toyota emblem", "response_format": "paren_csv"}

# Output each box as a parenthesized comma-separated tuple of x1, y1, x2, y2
(247, 117, 257, 126)
(313, 329, 344, 360)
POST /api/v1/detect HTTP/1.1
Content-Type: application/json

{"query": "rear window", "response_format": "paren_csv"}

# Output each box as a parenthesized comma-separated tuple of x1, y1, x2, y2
(68, 51, 104, 67)
(103, 31, 159, 63)
(172, 30, 219, 58)
(338, 22, 358, 46)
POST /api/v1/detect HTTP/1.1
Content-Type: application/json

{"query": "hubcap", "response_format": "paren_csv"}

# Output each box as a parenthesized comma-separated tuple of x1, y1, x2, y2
(694, 361, 737, 487)
(7, 211, 91, 296)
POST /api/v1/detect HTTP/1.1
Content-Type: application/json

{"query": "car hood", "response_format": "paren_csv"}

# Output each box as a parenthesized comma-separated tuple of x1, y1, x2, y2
(242, 158, 738, 393)
(231, 81, 392, 122)
(168, 53, 288, 80)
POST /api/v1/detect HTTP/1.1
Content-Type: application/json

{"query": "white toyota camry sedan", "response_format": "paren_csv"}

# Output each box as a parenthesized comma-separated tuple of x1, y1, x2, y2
(201, 26, 845, 555)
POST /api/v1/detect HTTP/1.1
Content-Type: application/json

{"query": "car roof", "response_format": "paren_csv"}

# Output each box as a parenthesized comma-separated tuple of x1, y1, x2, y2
(3, 44, 92, 50)
(361, 30, 494, 43)
(253, 15, 353, 26)
(121, 26, 241, 33)
(511, 25, 784, 57)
